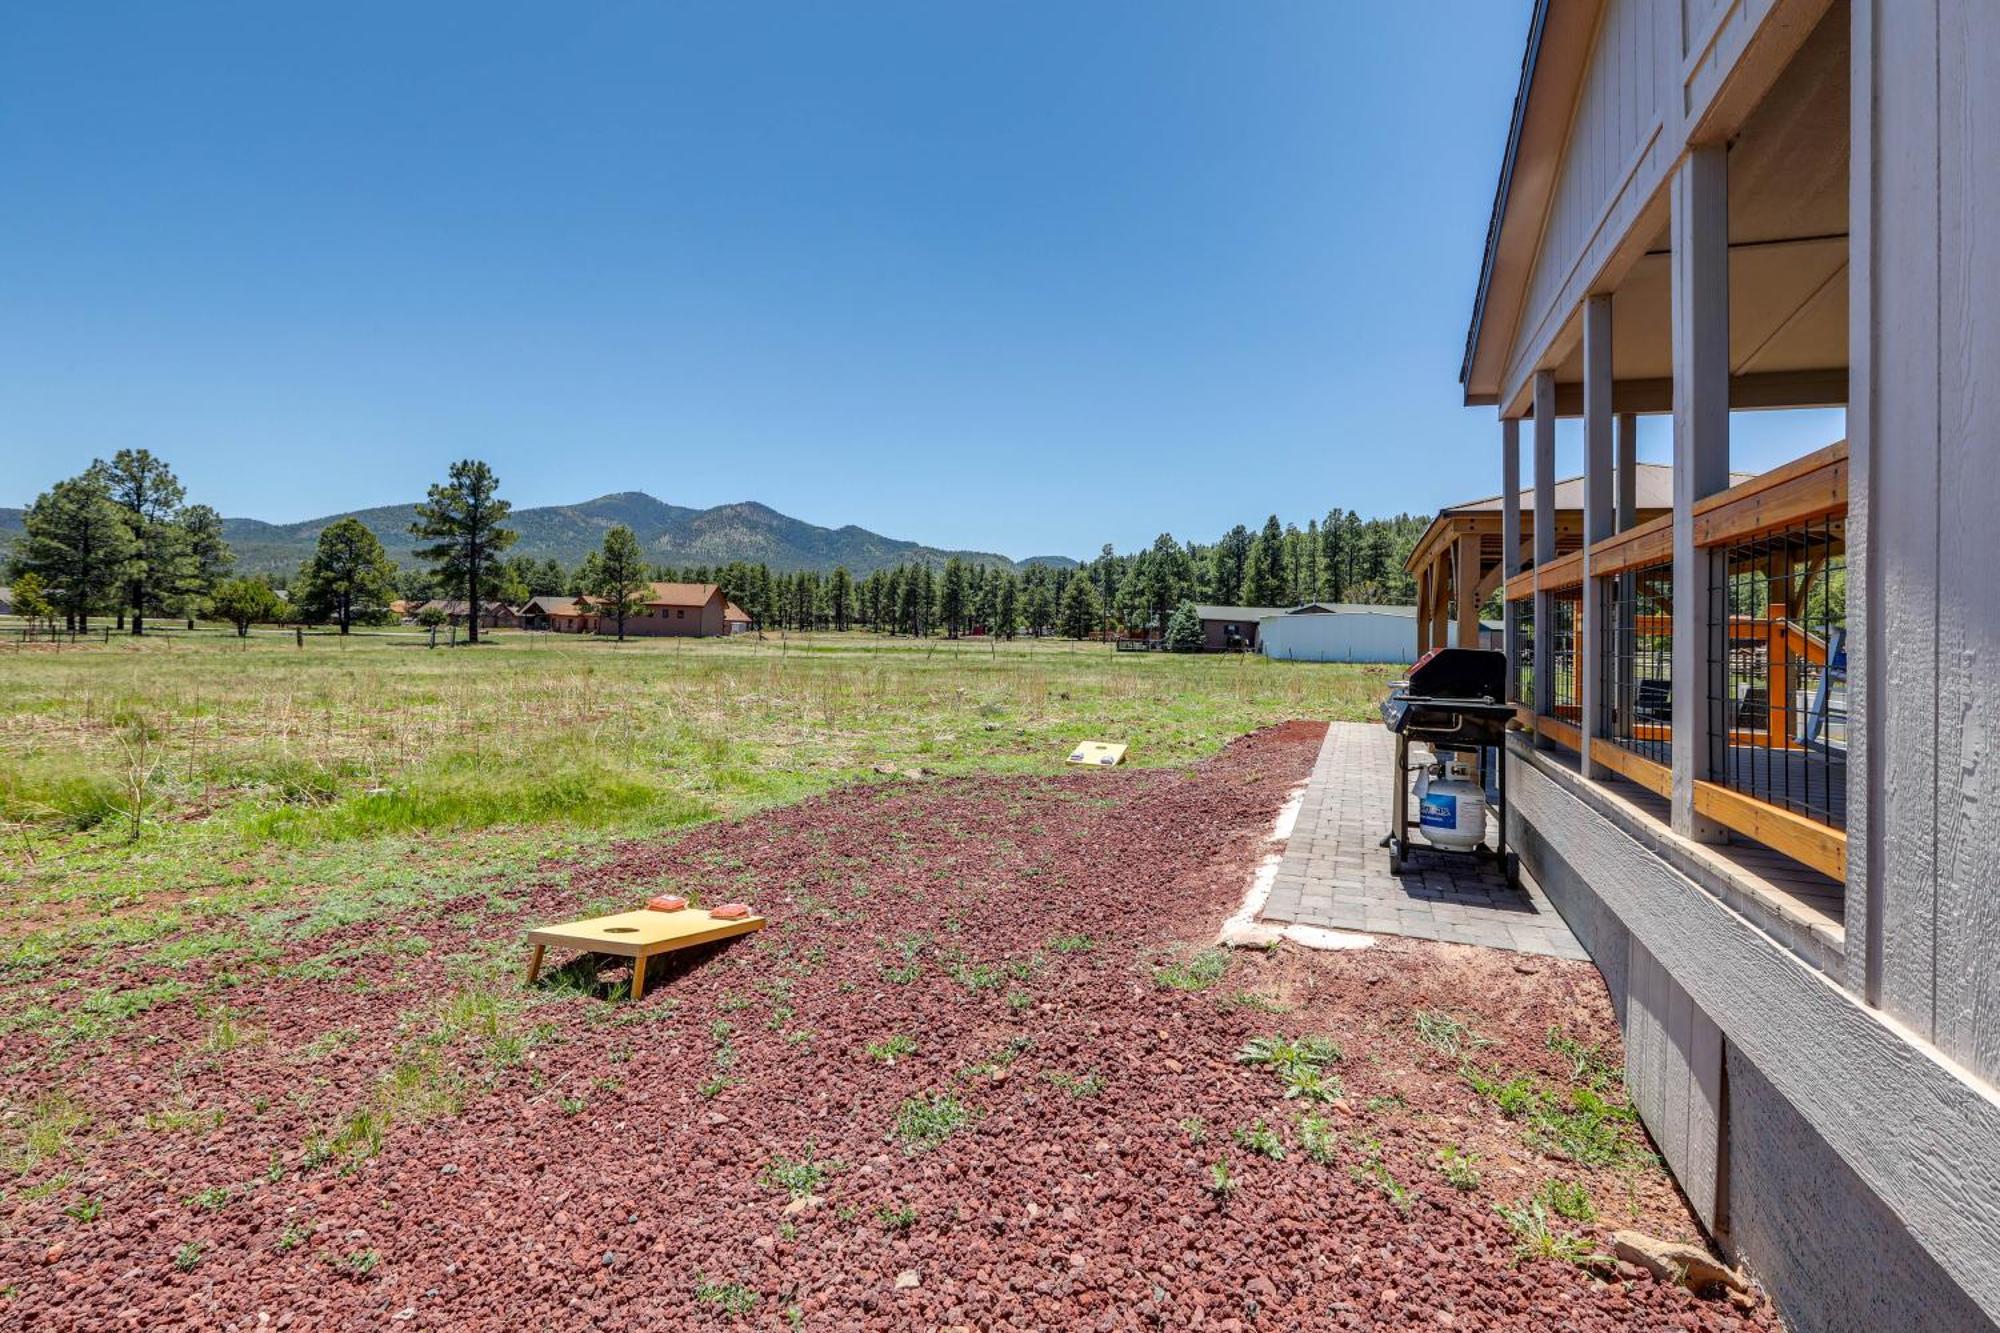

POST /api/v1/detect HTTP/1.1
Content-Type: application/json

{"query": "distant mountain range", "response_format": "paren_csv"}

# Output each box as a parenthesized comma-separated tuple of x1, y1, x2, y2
(0, 491, 1077, 578)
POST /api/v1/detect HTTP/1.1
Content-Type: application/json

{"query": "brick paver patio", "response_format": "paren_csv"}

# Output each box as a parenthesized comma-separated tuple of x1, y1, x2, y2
(1260, 722, 1587, 960)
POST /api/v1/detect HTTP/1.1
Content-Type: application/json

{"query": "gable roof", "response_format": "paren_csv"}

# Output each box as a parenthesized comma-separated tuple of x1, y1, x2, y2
(722, 601, 751, 623)
(1193, 605, 1292, 623)
(1438, 463, 1754, 516)
(642, 582, 722, 608)
(520, 596, 584, 616)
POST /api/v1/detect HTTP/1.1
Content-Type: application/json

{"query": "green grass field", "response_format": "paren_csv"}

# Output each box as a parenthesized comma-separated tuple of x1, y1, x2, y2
(0, 627, 1396, 949)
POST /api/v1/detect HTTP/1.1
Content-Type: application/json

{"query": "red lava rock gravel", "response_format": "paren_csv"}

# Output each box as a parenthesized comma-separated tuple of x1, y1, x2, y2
(0, 721, 1778, 1330)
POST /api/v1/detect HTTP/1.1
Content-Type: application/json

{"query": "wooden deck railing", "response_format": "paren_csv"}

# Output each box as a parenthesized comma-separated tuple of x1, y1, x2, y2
(1503, 441, 1849, 882)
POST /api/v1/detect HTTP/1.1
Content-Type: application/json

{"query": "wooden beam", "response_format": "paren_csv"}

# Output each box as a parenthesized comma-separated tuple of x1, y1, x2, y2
(1536, 713, 1582, 753)
(1536, 549, 1586, 591)
(1588, 512, 1675, 578)
(1694, 780, 1849, 881)
(1589, 738, 1674, 798)
(1456, 527, 1480, 649)
(1693, 440, 1849, 547)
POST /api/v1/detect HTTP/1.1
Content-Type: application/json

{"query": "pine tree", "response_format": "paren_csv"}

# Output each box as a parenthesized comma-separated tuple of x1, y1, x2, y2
(1058, 569, 1103, 640)
(1022, 579, 1056, 637)
(10, 467, 136, 632)
(1240, 515, 1288, 607)
(173, 504, 234, 624)
(409, 459, 517, 644)
(994, 572, 1020, 639)
(104, 448, 190, 634)
(1142, 534, 1195, 632)
(592, 526, 650, 640)
(209, 576, 284, 637)
(296, 516, 398, 633)
(1163, 600, 1205, 653)
(829, 566, 854, 631)
(1209, 525, 1252, 605)
(938, 557, 969, 638)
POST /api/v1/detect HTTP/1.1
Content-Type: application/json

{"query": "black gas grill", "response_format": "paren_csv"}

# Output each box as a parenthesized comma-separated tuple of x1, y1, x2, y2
(1380, 647, 1520, 884)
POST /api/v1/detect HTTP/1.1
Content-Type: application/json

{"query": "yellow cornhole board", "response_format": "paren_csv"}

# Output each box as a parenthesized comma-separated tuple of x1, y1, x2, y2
(1066, 741, 1128, 767)
(524, 908, 765, 1000)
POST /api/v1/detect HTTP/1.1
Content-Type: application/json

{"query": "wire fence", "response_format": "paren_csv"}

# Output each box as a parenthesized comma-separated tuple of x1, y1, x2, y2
(1546, 592, 1581, 725)
(1598, 561, 1674, 767)
(1707, 512, 1848, 828)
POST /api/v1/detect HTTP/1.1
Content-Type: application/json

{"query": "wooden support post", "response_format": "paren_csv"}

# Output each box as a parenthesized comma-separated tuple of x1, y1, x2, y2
(1532, 369, 1557, 743)
(1416, 566, 1431, 657)
(630, 953, 648, 1002)
(1671, 146, 1732, 842)
(1581, 294, 1615, 778)
(1456, 531, 1479, 651)
(1616, 413, 1640, 533)
(1428, 553, 1449, 655)
(525, 943, 545, 988)
(1502, 418, 1523, 700)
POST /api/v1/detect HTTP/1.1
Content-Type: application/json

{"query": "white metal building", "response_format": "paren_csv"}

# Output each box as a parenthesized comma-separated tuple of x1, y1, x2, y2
(1257, 603, 1498, 664)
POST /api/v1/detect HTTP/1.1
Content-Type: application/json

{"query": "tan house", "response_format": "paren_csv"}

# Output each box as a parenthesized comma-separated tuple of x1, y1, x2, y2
(415, 599, 519, 629)
(1189, 604, 1289, 652)
(519, 595, 593, 633)
(558, 583, 751, 637)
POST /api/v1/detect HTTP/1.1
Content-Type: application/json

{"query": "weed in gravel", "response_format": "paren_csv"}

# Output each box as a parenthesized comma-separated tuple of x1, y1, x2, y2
(1279, 1066, 1343, 1104)
(1494, 1197, 1607, 1267)
(560, 1097, 585, 1116)
(1005, 989, 1032, 1013)
(202, 1008, 246, 1054)
(1527, 1087, 1646, 1168)
(694, 1274, 759, 1317)
(1216, 990, 1289, 1014)
(1153, 948, 1230, 992)
(1536, 1178, 1597, 1221)
(1045, 1070, 1105, 1098)
(4, 1092, 90, 1175)
(1460, 1062, 1541, 1117)
(1296, 1113, 1337, 1165)
(1437, 1146, 1482, 1191)
(891, 1093, 975, 1152)
(174, 1242, 203, 1272)
(1231, 1120, 1285, 1160)
(1414, 1010, 1493, 1058)
(759, 1145, 843, 1199)
(344, 1249, 380, 1277)
(1363, 1092, 1408, 1115)
(881, 959, 921, 985)
(276, 1223, 311, 1251)
(876, 1203, 918, 1231)
(950, 961, 1005, 991)
(864, 1034, 916, 1064)
(1546, 1027, 1620, 1091)
(331, 1108, 385, 1159)
(1204, 1157, 1238, 1200)
(960, 1035, 1031, 1079)
(698, 1074, 735, 1099)
(65, 1197, 102, 1223)
(1351, 1137, 1417, 1213)
(1048, 934, 1095, 955)
(1236, 1034, 1342, 1074)
(185, 1186, 231, 1211)
(1179, 1116, 1208, 1144)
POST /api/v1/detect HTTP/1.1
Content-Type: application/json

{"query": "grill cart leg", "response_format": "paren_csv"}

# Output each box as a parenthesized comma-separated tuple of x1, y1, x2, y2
(1389, 732, 1410, 874)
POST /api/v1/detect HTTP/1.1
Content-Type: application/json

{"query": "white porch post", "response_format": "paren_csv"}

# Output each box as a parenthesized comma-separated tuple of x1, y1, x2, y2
(1616, 413, 1639, 532)
(1501, 418, 1522, 701)
(1532, 368, 1557, 742)
(1670, 145, 1731, 841)
(1580, 294, 1614, 778)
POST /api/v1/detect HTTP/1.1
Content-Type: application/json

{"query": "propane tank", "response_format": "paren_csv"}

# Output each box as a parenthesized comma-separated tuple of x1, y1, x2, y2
(1415, 755, 1488, 852)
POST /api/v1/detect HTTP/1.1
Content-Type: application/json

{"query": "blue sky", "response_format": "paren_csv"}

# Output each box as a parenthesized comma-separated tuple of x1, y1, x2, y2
(1, 2, 1842, 559)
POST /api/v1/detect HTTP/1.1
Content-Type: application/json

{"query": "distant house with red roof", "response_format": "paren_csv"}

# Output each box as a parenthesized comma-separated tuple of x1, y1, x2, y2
(526, 583, 751, 637)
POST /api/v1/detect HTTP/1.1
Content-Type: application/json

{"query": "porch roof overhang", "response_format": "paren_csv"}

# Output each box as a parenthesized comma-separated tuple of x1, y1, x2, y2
(1460, 0, 1603, 408)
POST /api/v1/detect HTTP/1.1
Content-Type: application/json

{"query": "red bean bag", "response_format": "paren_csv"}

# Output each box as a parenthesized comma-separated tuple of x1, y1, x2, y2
(710, 902, 753, 920)
(646, 895, 688, 912)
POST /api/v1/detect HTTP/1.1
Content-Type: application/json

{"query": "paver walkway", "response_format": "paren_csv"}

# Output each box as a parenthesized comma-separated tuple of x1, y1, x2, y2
(1260, 722, 1587, 960)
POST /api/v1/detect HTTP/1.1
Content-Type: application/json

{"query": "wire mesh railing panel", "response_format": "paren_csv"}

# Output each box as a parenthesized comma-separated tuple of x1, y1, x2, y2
(1708, 513, 1847, 828)
(1548, 594, 1580, 726)
(1513, 600, 1534, 706)
(1598, 562, 1674, 768)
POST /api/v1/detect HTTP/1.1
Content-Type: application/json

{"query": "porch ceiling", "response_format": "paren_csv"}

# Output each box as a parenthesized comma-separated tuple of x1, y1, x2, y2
(1542, 3, 1851, 408)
